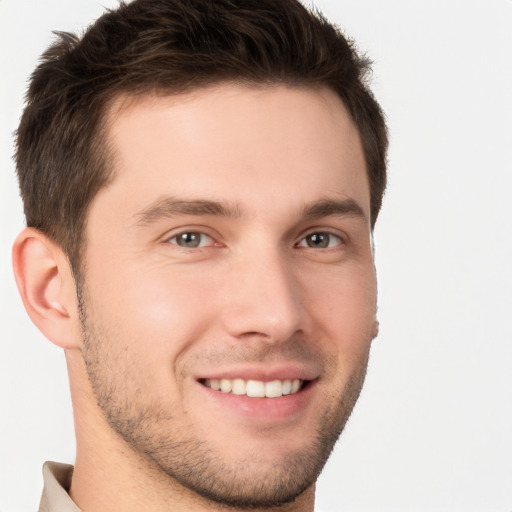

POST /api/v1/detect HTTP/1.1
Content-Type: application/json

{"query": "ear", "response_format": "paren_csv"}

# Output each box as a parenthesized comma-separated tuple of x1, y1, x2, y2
(12, 228, 81, 349)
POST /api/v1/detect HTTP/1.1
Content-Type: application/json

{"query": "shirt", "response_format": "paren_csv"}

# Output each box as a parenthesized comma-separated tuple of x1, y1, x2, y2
(39, 461, 81, 512)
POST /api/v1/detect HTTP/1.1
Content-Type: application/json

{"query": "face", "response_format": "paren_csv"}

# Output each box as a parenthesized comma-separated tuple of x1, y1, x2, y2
(79, 84, 377, 508)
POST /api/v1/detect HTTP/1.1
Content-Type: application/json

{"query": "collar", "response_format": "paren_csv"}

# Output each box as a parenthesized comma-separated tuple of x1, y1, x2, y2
(39, 461, 81, 512)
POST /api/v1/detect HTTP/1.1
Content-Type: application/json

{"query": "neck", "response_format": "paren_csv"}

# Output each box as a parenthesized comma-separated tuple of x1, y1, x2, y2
(66, 352, 316, 512)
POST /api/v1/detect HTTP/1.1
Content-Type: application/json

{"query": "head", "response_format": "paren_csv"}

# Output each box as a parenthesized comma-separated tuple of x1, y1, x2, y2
(14, 1, 388, 510)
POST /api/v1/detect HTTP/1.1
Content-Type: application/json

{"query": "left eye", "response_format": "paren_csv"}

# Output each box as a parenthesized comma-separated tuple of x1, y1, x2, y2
(298, 232, 342, 249)
(168, 232, 213, 248)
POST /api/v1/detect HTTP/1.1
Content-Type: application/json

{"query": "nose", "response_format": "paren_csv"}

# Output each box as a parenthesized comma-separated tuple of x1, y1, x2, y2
(219, 246, 305, 344)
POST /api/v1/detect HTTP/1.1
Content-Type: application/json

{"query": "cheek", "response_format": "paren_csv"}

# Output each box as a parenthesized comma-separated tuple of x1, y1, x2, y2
(84, 260, 222, 364)
(301, 261, 377, 356)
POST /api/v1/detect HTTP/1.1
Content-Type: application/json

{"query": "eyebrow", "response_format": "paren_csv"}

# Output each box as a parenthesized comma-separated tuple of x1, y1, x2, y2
(133, 197, 241, 226)
(132, 196, 368, 227)
(301, 198, 368, 224)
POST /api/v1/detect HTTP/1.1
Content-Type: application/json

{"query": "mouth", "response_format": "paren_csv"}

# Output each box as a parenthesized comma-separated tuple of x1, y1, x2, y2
(200, 378, 308, 398)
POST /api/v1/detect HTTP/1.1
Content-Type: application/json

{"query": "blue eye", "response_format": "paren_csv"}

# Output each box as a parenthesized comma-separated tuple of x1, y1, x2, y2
(299, 232, 342, 249)
(169, 232, 213, 248)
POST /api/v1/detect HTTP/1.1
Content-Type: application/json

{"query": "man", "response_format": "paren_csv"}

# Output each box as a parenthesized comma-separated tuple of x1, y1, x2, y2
(12, 0, 387, 510)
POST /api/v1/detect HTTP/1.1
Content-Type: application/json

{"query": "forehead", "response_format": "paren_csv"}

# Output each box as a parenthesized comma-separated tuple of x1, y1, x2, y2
(97, 83, 369, 222)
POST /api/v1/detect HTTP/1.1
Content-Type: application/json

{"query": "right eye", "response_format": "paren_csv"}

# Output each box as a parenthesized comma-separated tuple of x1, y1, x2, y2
(297, 231, 343, 249)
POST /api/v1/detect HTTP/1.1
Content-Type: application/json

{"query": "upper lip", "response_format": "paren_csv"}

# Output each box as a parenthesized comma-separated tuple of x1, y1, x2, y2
(194, 363, 319, 383)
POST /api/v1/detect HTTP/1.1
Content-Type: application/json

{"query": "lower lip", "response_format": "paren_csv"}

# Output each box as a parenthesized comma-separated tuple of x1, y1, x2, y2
(197, 380, 317, 421)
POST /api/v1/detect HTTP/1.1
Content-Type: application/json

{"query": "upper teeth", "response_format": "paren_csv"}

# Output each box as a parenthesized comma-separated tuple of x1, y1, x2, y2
(204, 378, 303, 398)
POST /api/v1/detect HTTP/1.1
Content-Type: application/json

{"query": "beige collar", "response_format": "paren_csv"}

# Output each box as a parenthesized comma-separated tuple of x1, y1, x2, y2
(39, 461, 81, 512)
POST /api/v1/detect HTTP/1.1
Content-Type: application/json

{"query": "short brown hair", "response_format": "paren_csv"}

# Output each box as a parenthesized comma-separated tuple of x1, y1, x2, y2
(16, 0, 388, 271)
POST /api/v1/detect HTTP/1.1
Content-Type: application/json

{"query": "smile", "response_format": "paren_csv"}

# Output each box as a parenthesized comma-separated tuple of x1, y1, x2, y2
(202, 378, 305, 398)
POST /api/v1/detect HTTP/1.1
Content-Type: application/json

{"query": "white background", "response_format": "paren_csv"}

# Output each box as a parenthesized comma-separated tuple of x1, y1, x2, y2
(1, 1, 511, 511)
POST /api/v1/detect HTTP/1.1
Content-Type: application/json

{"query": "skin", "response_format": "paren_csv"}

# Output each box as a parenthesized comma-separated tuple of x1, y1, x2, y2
(14, 84, 378, 512)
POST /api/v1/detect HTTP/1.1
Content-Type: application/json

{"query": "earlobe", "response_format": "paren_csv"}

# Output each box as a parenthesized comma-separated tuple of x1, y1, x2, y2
(371, 319, 380, 341)
(12, 228, 81, 350)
